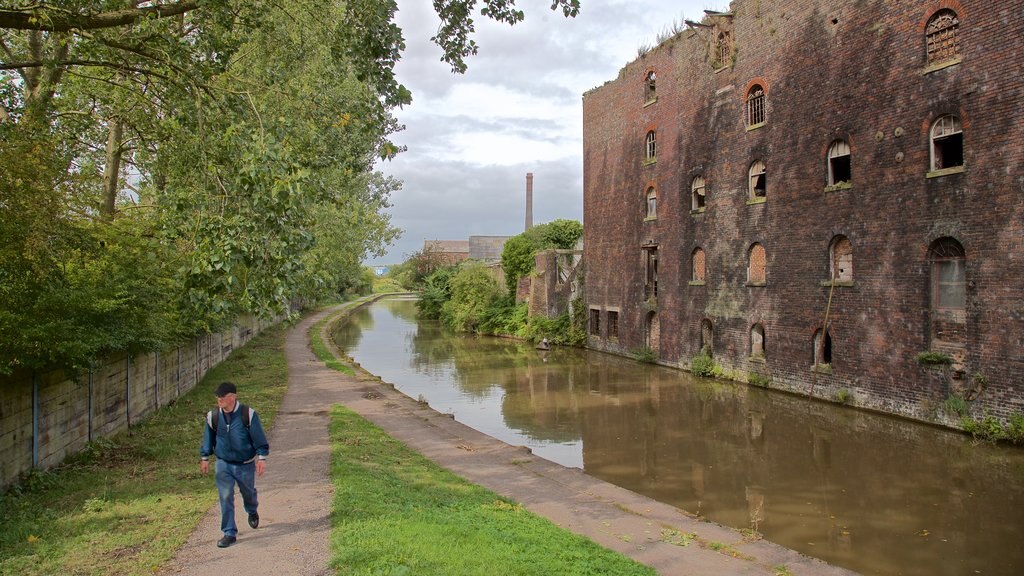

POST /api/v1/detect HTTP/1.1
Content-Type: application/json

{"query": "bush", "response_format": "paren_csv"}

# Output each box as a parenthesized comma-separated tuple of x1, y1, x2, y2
(440, 263, 504, 332)
(690, 351, 716, 377)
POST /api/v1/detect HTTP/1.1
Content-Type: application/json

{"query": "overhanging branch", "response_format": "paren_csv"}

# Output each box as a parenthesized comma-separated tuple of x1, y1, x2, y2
(0, 2, 199, 32)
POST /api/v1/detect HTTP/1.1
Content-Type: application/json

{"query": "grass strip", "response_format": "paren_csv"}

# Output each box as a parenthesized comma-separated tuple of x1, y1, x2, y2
(0, 322, 290, 576)
(309, 302, 357, 376)
(328, 405, 656, 576)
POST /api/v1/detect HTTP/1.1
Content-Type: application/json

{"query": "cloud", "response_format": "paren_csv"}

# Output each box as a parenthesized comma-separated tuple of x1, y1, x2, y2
(370, 0, 728, 264)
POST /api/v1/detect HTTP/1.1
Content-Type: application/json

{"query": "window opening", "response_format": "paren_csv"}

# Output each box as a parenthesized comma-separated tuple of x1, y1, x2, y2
(931, 115, 963, 171)
(813, 329, 833, 365)
(644, 70, 657, 102)
(716, 32, 731, 68)
(646, 187, 657, 219)
(929, 238, 966, 312)
(748, 243, 766, 284)
(700, 319, 714, 356)
(608, 311, 619, 338)
(692, 176, 706, 210)
(645, 130, 657, 161)
(926, 9, 960, 66)
(828, 140, 852, 185)
(830, 236, 853, 281)
(749, 161, 766, 198)
(750, 324, 765, 357)
(692, 248, 706, 282)
(746, 85, 765, 127)
(589, 309, 601, 336)
(644, 247, 659, 299)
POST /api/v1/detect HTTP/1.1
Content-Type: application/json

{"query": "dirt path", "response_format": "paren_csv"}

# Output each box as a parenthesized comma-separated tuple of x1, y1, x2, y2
(163, 302, 859, 576)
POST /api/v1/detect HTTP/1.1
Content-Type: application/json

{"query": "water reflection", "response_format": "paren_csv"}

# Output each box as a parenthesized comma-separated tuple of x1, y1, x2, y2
(333, 297, 1024, 576)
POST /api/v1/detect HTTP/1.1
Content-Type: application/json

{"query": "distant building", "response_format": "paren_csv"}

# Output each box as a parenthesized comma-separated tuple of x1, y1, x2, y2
(582, 0, 1024, 427)
(373, 266, 389, 277)
(424, 240, 469, 265)
(469, 236, 511, 262)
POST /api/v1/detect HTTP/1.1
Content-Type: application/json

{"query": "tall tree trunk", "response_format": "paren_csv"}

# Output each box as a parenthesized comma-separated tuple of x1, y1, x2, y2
(102, 118, 124, 218)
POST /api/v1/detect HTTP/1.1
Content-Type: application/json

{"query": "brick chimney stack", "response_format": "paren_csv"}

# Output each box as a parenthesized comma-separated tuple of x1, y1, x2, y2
(525, 172, 534, 231)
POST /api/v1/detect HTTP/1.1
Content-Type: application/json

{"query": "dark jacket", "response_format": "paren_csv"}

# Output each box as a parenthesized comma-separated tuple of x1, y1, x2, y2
(199, 402, 270, 464)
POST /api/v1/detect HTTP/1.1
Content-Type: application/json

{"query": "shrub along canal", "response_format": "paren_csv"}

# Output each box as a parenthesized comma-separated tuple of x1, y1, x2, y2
(332, 296, 1024, 576)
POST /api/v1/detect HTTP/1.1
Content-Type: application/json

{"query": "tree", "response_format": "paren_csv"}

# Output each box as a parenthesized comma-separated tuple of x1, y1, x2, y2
(0, 1, 580, 373)
(500, 219, 582, 293)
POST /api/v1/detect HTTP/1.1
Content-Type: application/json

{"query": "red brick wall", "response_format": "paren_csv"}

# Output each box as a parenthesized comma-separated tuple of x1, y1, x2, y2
(583, 0, 1024, 425)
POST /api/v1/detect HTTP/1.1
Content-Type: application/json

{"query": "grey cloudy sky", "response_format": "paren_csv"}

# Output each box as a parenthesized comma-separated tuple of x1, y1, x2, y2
(369, 0, 729, 265)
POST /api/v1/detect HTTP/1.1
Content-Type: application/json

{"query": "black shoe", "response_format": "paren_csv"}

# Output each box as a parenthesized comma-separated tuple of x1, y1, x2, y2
(248, 512, 259, 529)
(217, 535, 237, 548)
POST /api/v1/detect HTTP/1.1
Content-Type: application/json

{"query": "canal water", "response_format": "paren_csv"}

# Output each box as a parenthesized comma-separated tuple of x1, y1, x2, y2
(331, 296, 1024, 576)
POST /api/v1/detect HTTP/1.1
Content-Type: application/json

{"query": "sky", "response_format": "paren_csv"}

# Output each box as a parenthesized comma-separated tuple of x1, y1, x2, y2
(369, 0, 730, 265)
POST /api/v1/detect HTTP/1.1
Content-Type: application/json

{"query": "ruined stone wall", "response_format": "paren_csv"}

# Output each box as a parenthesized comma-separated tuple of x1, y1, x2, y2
(0, 315, 274, 488)
(583, 0, 1024, 426)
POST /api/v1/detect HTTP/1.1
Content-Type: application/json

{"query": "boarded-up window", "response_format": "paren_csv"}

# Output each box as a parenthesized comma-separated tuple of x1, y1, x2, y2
(692, 248, 706, 282)
(930, 238, 966, 311)
(746, 85, 765, 127)
(748, 243, 766, 284)
(926, 9, 960, 66)
(644, 247, 659, 298)
(749, 160, 766, 198)
(589, 308, 601, 336)
(646, 187, 657, 218)
(608, 311, 619, 338)
(830, 236, 853, 281)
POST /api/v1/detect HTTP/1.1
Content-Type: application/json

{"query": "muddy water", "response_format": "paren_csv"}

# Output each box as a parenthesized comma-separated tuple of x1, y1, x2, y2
(332, 297, 1024, 576)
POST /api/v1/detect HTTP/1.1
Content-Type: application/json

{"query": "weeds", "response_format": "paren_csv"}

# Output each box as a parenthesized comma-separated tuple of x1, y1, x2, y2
(916, 351, 952, 366)
(634, 346, 657, 364)
(690, 350, 716, 377)
(836, 388, 853, 405)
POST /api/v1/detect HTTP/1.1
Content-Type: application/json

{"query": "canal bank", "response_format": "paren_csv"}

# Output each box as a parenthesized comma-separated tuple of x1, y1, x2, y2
(325, 300, 859, 576)
(165, 299, 856, 575)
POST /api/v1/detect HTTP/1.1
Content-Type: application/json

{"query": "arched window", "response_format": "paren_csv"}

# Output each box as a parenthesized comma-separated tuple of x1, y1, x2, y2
(926, 9, 960, 66)
(930, 115, 963, 171)
(813, 328, 833, 366)
(644, 70, 657, 102)
(716, 32, 731, 68)
(830, 236, 853, 282)
(692, 247, 706, 282)
(746, 84, 766, 128)
(691, 175, 706, 211)
(645, 130, 657, 161)
(748, 243, 766, 284)
(749, 160, 766, 198)
(645, 187, 657, 219)
(929, 238, 966, 313)
(827, 140, 852, 186)
(750, 324, 766, 357)
(700, 319, 714, 356)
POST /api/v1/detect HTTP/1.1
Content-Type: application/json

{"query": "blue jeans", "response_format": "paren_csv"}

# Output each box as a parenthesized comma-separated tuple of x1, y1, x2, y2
(215, 460, 258, 537)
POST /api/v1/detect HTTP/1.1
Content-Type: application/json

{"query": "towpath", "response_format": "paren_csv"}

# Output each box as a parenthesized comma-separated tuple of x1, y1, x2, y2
(162, 301, 858, 576)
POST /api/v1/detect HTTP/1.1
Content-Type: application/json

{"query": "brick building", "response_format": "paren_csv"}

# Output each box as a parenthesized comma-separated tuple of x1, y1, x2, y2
(582, 0, 1024, 426)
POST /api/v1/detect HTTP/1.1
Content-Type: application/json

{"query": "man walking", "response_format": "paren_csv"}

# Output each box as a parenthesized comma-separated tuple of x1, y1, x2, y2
(199, 381, 270, 548)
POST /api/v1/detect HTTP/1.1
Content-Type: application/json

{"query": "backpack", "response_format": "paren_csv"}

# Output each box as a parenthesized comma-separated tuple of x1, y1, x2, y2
(211, 403, 252, 433)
